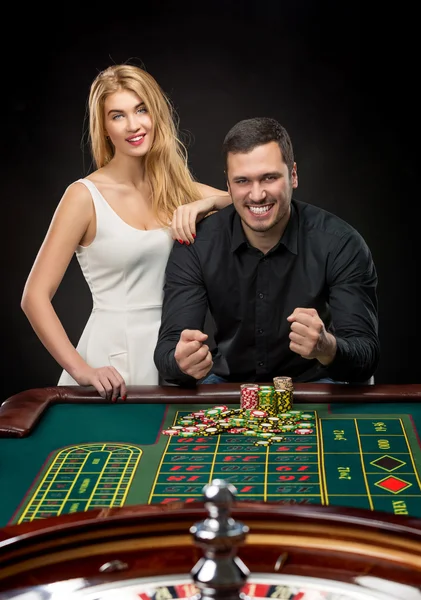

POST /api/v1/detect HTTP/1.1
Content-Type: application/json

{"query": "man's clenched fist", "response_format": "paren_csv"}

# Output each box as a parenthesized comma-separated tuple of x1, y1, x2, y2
(287, 307, 337, 365)
(174, 329, 213, 379)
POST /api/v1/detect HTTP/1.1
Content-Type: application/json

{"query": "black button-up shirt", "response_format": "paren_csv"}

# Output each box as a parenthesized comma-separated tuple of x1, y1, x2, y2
(154, 200, 379, 385)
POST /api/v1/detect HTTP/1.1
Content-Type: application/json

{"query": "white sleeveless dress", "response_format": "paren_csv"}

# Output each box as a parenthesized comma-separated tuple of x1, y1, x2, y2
(58, 179, 174, 386)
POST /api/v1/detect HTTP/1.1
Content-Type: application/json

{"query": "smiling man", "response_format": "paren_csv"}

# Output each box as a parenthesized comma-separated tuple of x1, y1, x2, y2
(154, 117, 379, 385)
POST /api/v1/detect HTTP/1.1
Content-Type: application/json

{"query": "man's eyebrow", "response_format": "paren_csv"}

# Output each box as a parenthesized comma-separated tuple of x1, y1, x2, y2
(232, 171, 281, 180)
(261, 171, 281, 178)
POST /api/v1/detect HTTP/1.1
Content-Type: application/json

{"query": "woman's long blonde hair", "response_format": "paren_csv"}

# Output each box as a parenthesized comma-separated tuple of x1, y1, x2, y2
(88, 64, 200, 224)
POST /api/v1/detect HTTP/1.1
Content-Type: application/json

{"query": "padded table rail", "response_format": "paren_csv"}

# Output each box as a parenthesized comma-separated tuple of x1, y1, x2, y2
(1, 383, 421, 438)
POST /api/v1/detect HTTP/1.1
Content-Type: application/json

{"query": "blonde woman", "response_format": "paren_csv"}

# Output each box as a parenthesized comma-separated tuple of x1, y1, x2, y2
(21, 64, 231, 400)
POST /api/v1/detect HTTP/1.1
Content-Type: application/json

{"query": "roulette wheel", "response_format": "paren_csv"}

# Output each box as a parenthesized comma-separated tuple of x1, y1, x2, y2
(0, 479, 420, 599)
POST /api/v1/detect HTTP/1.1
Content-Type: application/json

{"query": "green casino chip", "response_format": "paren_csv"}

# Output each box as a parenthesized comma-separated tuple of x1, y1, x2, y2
(179, 418, 195, 426)
(205, 409, 222, 417)
(230, 418, 247, 426)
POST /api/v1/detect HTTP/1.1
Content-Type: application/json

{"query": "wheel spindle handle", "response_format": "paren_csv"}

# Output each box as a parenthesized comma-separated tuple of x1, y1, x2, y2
(190, 479, 250, 600)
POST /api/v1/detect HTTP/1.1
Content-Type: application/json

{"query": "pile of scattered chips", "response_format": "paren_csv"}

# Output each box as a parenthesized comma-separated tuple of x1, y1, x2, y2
(162, 404, 316, 446)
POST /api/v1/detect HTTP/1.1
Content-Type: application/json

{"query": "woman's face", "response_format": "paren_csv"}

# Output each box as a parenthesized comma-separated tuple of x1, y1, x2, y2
(104, 89, 153, 158)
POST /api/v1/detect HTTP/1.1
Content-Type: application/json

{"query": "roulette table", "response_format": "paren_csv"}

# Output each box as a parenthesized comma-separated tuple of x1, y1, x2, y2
(0, 383, 421, 597)
(0, 478, 420, 598)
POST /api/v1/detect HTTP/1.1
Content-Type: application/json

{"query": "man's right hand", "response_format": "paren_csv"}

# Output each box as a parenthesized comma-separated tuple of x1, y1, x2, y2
(174, 329, 213, 379)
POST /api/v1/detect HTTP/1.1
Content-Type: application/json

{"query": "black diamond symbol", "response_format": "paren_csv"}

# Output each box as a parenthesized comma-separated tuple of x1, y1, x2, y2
(370, 455, 406, 472)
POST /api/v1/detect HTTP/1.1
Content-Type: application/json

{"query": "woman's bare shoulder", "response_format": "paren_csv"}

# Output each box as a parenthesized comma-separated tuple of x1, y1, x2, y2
(57, 179, 95, 214)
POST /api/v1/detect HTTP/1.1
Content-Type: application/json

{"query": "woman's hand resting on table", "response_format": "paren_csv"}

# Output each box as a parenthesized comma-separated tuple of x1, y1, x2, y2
(73, 365, 127, 402)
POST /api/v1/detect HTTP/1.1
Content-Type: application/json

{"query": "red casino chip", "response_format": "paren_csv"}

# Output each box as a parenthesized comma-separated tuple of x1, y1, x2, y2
(162, 429, 179, 436)
(249, 410, 267, 418)
(228, 427, 248, 434)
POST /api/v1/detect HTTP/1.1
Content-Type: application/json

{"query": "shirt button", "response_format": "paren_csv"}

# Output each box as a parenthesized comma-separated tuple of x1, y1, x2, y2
(258, 361, 264, 367)
(258, 329, 263, 334)
(258, 293, 264, 299)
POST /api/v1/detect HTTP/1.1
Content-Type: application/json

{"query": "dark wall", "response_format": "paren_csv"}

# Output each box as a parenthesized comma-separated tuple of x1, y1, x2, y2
(3, 2, 417, 398)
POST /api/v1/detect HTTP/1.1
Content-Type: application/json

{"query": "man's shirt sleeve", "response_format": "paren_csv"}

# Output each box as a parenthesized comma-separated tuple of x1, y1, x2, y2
(326, 230, 380, 382)
(154, 241, 209, 385)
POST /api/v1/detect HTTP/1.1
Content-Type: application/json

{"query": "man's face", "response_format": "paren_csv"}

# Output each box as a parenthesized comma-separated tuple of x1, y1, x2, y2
(226, 141, 298, 234)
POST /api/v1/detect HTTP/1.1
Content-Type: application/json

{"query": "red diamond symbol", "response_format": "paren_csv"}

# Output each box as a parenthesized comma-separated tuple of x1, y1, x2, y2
(375, 476, 412, 494)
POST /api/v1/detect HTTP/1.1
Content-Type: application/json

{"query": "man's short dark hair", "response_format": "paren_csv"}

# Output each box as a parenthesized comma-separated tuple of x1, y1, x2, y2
(222, 117, 294, 175)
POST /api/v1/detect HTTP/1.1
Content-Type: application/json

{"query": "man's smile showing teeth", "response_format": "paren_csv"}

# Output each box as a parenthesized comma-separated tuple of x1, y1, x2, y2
(248, 204, 273, 215)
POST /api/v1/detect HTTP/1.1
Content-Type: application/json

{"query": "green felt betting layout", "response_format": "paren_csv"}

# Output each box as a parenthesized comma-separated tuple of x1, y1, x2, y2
(6, 403, 421, 524)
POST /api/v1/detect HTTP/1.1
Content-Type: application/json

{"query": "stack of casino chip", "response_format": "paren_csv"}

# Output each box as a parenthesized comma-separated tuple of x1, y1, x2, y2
(257, 385, 279, 416)
(240, 383, 259, 409)
(161, 404, 315, 447)
(273, 376, 294, 412)
(240, 379, 294, 414)
(273, 376, 294, 391)
(275, 388, 293, 412)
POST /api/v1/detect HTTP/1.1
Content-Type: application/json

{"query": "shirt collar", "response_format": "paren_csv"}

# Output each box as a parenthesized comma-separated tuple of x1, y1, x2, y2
(230, 201, 298, 255)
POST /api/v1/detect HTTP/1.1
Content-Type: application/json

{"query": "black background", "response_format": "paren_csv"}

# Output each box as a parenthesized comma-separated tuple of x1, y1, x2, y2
(3, 2, 417, 399)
